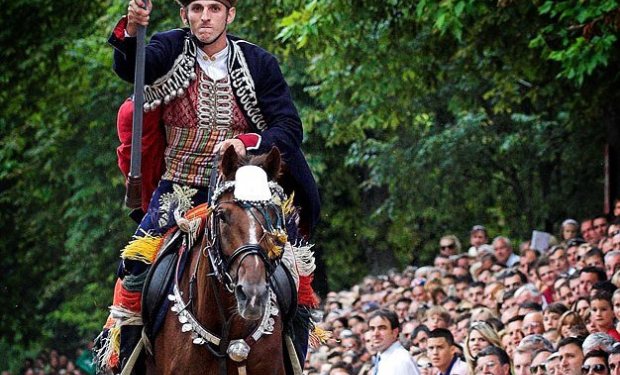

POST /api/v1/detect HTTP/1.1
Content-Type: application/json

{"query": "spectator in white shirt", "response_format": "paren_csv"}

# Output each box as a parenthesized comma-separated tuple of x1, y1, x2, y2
(367, 309, 420, 375)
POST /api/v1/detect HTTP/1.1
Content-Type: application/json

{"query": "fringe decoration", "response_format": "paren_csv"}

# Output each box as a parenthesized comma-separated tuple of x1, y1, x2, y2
(120, 232, 163, 264)
(298, 274, 318, 307)
(309, 326, 332, 348)
(94, 305, 144, 371)
(177, 204, 210, 249)
(282, 192, 296, 217)
(94, 326, 121, 371)
(293, 243, 316, 277)
(281, 243, 299, 290)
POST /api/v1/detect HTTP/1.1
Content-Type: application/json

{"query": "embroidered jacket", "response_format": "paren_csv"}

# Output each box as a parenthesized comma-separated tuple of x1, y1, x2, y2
(109, 18, 320, 235)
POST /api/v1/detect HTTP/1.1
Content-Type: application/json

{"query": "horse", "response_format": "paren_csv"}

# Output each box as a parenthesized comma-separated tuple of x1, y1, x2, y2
(144, 146, 289, 375)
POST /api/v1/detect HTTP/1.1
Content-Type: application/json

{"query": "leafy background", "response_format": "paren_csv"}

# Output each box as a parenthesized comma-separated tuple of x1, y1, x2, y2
(1, 0, 619, 370)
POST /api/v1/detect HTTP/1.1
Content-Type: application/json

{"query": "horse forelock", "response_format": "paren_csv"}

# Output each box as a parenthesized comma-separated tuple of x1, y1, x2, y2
(222, 152, 283, 182)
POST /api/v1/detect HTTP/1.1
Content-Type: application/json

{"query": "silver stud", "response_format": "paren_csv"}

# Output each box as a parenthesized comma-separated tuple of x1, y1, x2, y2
(182, 324, 193, 333)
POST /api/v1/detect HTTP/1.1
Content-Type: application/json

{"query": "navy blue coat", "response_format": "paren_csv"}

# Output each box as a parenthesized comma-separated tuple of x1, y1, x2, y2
(109, 25, 320, 235)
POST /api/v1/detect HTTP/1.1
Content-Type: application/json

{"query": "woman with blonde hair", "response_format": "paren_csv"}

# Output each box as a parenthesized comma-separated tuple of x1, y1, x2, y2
(464, 321, 502, 373)
(557, 310, 588, 339)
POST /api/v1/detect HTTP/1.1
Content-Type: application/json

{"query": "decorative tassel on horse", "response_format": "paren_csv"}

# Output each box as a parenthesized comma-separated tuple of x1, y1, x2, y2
(309, 325, 332, 348)
(120, 232, 163, 264)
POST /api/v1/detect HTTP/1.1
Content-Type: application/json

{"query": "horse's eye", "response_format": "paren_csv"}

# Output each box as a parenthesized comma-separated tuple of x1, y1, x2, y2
(215, 209, 228, 223)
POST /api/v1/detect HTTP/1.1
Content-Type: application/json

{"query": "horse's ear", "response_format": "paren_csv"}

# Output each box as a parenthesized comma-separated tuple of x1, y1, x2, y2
(220, 145, 238, 180)
(263, 147, 282, 181)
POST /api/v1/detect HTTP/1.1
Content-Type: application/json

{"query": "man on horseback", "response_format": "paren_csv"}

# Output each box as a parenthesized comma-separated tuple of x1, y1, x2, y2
(96, 0, 320, 373)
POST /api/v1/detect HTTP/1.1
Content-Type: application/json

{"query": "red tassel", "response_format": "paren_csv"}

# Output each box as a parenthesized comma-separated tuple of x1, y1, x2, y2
(298, 275, 319, 308)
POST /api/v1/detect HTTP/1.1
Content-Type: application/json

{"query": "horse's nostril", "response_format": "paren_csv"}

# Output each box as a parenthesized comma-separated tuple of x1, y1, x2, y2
(235, 285, 248, 302)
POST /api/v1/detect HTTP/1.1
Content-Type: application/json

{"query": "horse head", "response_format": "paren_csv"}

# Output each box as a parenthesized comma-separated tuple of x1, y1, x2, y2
(209, 146, 285, 321)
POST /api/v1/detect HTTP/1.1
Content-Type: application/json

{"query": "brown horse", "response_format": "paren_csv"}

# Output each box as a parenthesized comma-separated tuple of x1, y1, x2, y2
(145, 146, 287, 375)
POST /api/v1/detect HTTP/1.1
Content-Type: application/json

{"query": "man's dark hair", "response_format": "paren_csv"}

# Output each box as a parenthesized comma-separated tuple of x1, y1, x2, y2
(348, 314, 365, 323)
(428, 328, 455, 346)
(327, 350, 343, 360)
(499, 269, 528, 284)
(455, 275, 473, 285)
(443, 274, 457, 283)
(476, 345, 510, 366)
(544, 302, 569, 316)
(396, 297, 413, 305)
(441, 296, 462, 305)
(584, 349, 608, 364)
(470, 281, 486, 289)
(580, 266, 607, 282)
(549, 245, 566, 257)
(368, 309, 400, 331)
(593, 214, 609, 222)
(455, 312, 471, 325)
(534, 257, 551, 276)
(329, 361, 353, 375)
(518, 301, 543, 312)
(585, 248, 605, 261)
(506, 315, 525, 325)
(592, 281, 617, 295)
(556, 336, 585, 351)
(412, 324, 430, 339)
(487, 317, 504, 331)
(591, 290, 613, 305)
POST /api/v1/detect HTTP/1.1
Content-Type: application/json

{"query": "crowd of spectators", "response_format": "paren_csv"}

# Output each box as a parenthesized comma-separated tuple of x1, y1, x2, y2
(4, 345, 94, 375)
(305, 200, 620, 375)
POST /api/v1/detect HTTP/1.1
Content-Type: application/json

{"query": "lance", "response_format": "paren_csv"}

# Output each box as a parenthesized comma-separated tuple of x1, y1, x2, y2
(125, 0, 150, 209)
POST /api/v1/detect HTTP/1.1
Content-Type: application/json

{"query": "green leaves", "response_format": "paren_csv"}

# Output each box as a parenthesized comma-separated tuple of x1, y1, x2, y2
(532, 0, 620, 85)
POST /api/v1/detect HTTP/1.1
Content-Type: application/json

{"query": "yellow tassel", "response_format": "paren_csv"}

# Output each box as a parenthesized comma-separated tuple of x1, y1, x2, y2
(268, 244, 284, 259)
(110, 326, 121, 355)
(282, 192, 295, 216)
(272, 229, 288, 245)
(266, 229, 287, 259)
(309, 326, 332, 348)
(120, 233, 163, 264)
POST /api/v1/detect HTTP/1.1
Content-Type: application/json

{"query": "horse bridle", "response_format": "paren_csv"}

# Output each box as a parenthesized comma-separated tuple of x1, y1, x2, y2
(205, 179, 286, 293)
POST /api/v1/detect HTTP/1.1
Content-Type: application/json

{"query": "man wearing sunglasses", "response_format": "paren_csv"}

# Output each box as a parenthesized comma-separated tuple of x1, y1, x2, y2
(530, 349, 552, 375)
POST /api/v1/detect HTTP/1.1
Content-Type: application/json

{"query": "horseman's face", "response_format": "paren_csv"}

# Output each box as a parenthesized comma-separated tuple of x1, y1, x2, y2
(181, 1, 235, 47)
